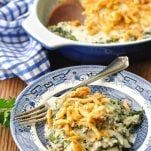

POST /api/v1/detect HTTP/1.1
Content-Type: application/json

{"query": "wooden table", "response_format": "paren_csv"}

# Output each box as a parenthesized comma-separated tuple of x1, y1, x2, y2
(0, 59, 151, 151)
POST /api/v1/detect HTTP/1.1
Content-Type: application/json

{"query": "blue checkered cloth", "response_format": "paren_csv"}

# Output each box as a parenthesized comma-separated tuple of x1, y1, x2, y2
(0, 0, 50, 84)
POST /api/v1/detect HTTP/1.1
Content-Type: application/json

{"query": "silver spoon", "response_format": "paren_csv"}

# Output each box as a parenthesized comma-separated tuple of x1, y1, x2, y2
(48, 0, 85, 25)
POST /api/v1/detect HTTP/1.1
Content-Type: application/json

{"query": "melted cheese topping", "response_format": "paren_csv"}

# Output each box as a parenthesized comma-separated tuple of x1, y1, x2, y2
(47, 87, 112, 151)
(82, 0, 151, 40)
(46, 87, 143, 151)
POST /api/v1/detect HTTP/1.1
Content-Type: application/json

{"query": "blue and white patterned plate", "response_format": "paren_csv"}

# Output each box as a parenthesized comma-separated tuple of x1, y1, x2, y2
(10, 65, 151, 151)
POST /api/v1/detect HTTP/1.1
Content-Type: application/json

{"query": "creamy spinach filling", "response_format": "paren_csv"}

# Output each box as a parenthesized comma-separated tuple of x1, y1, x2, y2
(48, 23, 151, 44)
(49, 26, 77, 41)
(46, 98, 144, 151)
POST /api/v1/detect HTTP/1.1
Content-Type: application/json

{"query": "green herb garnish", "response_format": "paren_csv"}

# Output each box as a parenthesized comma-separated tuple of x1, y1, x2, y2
(106, 37, 119, 43)
(49, 26, 77, 41)
(0, 98, 15, 127)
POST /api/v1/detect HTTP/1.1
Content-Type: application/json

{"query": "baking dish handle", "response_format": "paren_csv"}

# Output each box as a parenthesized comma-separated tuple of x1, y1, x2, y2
(22, 13, 72, 49)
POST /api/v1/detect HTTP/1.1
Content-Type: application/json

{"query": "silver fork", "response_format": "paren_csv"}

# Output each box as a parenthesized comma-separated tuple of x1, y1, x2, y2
(15, 56, 129, 124)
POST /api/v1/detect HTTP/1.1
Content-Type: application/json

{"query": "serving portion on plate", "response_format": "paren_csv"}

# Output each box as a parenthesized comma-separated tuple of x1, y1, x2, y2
(10, 65, 151, 151)
(45, 87, 143, 151)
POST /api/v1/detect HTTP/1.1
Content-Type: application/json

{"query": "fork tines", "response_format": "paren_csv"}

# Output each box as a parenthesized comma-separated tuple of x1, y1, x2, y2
(15, 104, 47, 124)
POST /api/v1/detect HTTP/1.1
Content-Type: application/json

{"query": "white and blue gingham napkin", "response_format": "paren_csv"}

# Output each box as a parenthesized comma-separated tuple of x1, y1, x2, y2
(0, 0, 51, 84)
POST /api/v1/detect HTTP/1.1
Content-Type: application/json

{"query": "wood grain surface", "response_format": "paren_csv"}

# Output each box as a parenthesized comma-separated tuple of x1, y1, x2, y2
(0, 59, 151, 151)
(0, 78, 26, 151)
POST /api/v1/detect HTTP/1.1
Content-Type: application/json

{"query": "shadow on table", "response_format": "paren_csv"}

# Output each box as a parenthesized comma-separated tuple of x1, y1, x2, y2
(47, 49, 151, 70)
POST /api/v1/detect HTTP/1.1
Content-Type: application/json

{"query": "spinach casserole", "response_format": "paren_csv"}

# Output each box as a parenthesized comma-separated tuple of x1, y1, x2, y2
(48, 0, 151, 43)
(45, 87, 143, 151)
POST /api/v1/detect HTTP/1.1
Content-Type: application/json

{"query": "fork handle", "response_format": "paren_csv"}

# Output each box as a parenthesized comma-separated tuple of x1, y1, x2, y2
(70, 56, 129, 91)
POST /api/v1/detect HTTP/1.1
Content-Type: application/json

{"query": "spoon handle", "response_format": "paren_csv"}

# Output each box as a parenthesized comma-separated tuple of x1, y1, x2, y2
(70, 56, 129, 91)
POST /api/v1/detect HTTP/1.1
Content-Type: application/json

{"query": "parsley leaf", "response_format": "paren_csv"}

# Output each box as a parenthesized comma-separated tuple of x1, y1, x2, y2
(0, 98, 15, 127)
